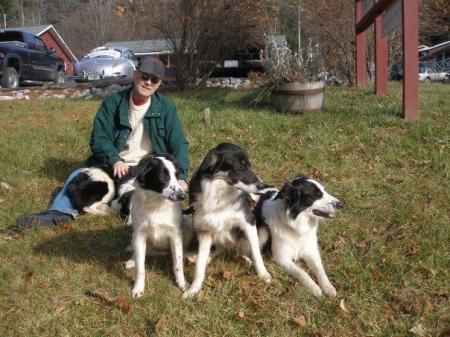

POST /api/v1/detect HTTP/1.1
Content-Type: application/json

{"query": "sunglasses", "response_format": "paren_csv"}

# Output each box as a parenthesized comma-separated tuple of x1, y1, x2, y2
(139, 72, 160, 84)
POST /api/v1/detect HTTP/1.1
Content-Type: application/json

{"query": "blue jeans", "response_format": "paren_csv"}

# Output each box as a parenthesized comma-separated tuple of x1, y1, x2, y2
(49, 168, 87, 218)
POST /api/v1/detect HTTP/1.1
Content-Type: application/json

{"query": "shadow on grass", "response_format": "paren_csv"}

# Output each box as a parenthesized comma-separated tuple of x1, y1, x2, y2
(33, 226, 174, 282)
(41, 157, 85, 182)
(176, 87, 271, 110)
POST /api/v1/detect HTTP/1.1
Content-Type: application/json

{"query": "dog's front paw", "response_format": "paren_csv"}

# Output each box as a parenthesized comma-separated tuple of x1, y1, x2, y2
(125, 259, 135, 269)
(259, 272, 272, 284)
(177, 279, 190, 292)
(308, 283, 323, 297)
(131, 283, 145, 299)
(321, 283, 337, 297)
(182, 286, 199, 299)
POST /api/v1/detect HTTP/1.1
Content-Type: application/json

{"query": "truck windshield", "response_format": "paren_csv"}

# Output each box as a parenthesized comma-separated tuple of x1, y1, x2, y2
(0, 31, 23, 42)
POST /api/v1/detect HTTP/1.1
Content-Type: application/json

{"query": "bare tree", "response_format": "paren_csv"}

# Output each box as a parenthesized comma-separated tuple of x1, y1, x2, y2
(151, 0, 266, 90)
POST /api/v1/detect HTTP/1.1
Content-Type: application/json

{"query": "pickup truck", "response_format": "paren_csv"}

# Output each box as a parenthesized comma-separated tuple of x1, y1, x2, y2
(0, 30, 65, 88)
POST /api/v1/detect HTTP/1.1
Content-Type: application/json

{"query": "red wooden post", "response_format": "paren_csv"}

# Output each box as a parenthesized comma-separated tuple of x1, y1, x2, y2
(375, 1, 388, 96)
(402, 0, 420, 120)
(355, 0, 368, 86)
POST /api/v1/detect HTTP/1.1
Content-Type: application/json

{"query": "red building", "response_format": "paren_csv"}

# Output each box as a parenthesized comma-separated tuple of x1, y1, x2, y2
(5, 24, 78, 75)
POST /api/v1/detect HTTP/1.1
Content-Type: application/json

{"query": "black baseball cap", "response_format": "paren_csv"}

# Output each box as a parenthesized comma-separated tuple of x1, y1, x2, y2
(137, 56, 165, 79)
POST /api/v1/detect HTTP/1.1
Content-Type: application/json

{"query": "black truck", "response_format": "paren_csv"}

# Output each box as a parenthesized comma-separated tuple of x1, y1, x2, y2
(0, 30, 65, 88)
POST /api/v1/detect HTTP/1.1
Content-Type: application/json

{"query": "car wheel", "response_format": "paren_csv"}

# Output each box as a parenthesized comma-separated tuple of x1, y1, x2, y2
(2, 67, 19, 89)
(424, 77, 431, 83)
(54, 70, 65, 84)
(444, 75, 450, 84)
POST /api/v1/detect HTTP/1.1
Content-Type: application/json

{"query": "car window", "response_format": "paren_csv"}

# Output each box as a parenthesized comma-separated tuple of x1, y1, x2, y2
(0, 31, 23, 42)
(35, 37, 47, 52)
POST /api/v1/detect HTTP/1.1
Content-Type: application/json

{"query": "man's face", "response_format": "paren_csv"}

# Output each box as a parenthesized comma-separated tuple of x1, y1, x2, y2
(132, 70, 161, 99)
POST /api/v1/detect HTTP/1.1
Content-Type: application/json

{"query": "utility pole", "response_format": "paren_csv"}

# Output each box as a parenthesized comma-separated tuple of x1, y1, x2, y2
(3, 14, 6, 28)
(298, 2, 301, 52)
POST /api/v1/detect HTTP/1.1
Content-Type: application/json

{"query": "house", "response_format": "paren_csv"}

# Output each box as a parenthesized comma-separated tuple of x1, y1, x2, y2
(419, 40, 450, 71)
(4, 24, 78, 75)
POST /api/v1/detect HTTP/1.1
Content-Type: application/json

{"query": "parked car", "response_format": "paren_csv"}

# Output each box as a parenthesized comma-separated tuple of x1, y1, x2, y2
(418, 66, 449, 83)
(73, 46, 137, 82)
(0, 30, 65, 88)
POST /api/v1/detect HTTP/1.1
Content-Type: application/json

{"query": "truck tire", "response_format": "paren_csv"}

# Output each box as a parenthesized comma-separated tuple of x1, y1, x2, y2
(424, 77, 431, 83)
(2, 67, 19, 88)
(54, 70, 65, 84)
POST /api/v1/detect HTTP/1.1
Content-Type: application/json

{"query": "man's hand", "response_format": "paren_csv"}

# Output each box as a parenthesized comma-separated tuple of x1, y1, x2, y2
(178, 180, 188, 192)
(113, 161, 129, 178)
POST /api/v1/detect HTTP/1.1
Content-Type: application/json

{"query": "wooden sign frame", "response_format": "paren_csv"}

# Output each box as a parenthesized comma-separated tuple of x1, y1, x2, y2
(355, 0, 419, 120)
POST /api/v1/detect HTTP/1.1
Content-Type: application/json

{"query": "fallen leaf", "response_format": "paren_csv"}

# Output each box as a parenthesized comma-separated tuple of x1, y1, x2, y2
(308, 168, 323, 181)
(235, 310, 245, 320)
(25, 270, 34, 282)
(116, 295, 132, 313)
(384, 306, 394, 320)
(291, 315, 307, 328)
(340, 299, 348, 312)
(0, 198, 4, 204)
(86, 290, 114, 304)
(406, 243, 421, 257)
(155, 315, 167, 332)
(409, 324, 431, 337)
(221, 270, 233, 279)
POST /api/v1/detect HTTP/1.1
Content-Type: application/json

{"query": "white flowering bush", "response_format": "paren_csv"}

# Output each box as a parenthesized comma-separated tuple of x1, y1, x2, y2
(262, 44, 318, 85)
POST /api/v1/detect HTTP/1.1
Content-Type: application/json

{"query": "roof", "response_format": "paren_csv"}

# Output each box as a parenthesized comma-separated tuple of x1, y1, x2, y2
(4, 24, 78, 62)
(105, 40, 173, 55)
(418, 40, 450, 55)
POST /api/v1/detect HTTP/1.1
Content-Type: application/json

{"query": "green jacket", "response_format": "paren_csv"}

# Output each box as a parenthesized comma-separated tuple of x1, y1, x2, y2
(86, 87, 189, 180)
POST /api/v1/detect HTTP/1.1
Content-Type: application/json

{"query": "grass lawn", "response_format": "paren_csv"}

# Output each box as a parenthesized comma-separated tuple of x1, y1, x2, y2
(0, 83, 449, 336)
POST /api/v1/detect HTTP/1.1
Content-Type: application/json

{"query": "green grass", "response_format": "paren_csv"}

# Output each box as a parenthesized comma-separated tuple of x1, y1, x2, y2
(0, 83, 449, 336)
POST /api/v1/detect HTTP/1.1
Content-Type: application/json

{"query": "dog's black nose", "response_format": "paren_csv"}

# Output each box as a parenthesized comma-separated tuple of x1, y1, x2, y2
(177, 190, 186, 201)
(333, 200, 343, 210)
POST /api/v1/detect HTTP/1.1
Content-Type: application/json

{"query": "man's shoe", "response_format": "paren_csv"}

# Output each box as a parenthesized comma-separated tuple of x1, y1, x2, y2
(16, 210, 74, 230)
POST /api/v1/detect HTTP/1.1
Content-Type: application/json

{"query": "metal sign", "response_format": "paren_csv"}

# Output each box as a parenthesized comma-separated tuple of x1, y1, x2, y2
(362, 0, 374, 15)
(382, 0, 402, 37)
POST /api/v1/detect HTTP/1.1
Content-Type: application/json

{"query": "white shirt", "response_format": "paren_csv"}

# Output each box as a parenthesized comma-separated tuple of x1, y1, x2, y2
(119, 96, 152, 165)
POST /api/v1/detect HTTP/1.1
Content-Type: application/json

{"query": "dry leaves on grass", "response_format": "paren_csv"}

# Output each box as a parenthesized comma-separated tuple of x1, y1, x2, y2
(291, 315, 307, 328)
(339, 299, 348, 312)
(409, 324, 431, 337)
(308, 168, 324, 181)
(24, 270, 34, 283)
(155, 315, 167, 332)
(86, 289, 132, 313)
(235, 310, 246, 320)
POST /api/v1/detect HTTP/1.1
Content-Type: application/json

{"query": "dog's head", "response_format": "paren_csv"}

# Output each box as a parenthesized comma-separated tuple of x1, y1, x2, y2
(192, 143, 268, 194)
(135, 154, 186, 202)
(276, 176, 342, 220)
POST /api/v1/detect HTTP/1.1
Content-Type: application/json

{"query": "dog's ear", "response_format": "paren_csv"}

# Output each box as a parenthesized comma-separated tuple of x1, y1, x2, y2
(131, 153, 156, 177)
(198, 149, 221, 175)
(276, 179, 310, 219)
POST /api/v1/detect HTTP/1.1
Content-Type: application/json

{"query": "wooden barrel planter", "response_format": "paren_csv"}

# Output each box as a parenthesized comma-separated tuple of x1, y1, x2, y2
(271, 81, 325, 113)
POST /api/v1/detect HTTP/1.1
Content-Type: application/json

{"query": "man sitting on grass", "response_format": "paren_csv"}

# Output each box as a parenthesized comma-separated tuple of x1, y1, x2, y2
(16, 56, 189, 229)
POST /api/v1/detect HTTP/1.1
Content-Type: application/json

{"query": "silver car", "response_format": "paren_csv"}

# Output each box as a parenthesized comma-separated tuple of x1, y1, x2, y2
(73, 46, 138, 82)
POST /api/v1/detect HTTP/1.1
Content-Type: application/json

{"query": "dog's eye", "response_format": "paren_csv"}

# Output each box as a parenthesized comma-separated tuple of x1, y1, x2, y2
(160, 169, 170, 181)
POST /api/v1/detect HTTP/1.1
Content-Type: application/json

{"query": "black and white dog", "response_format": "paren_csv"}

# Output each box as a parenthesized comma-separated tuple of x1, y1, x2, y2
(256, 177, 342, 297)
(126, 154, 192, 298)
(182, 143, 272, 299)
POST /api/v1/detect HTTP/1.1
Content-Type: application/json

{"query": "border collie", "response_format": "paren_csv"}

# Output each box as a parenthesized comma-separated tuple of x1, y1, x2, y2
(257, 177, 342, 297)
(66, 163, 139, 221)
(127, 154, 192, 298)
(66, 166, 117, 215)
(182, 143, 272, 299)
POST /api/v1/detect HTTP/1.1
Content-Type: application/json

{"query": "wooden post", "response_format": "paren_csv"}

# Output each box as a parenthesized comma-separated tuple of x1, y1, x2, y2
(375, 0, 388, 96)
(355, 0, 368, 86)
(402, 0, 419, 120)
